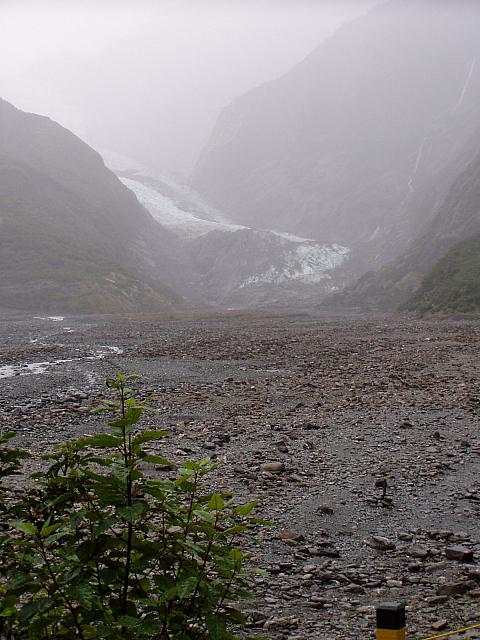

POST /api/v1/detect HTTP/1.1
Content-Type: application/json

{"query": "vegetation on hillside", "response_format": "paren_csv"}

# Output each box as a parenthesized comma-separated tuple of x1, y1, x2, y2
(404, 233, 480, 316)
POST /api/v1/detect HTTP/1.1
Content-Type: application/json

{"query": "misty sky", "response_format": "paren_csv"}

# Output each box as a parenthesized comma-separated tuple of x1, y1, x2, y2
(0, 0, 380, 175)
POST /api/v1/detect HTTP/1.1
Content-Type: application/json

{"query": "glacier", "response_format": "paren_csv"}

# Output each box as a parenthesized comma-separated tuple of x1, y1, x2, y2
(120, 173, 350, 294)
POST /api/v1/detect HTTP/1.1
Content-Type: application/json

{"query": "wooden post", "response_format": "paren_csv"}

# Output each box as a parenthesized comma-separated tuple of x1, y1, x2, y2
(376, 602, 406, 640)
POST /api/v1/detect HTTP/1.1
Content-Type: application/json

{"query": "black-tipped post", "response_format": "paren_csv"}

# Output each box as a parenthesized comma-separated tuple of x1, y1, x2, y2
(376, 602, 406, 640)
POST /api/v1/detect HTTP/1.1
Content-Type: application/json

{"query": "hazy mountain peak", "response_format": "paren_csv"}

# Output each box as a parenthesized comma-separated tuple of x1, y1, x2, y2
(191, 0, 480, 285)
(0, 98, 182, 313)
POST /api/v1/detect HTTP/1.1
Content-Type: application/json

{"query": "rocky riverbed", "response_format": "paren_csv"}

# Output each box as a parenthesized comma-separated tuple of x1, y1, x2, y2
(1, 311, 480, 639)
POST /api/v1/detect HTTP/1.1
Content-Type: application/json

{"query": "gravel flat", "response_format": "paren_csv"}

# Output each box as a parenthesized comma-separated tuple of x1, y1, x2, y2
(1, 310, 480, 639)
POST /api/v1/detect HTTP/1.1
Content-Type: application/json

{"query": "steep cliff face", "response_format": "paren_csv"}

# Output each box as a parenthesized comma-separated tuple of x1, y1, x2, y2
(192, 0, 480, 274)
(327, 148, 480, 311)
(0, 99, 182, 313)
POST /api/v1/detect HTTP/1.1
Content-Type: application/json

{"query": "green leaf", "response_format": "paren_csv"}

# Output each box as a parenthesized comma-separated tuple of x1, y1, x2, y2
(0, 605, 17, 617)
(141, 454, 171, 466)
(205, 613, 235, 640)
(117, 614, 140, 628)
(224, 606, 245, 625)
(11, 521, 37, 536)
(110, 407, 143, 429)
(117, 501, 149, 523)
(230, 548, 243, 567)
(68, 583, 97, 610)
(208, 493, 225, 511)
(7, 572, 38, 592)
(181, 458, 212, 472)
(191, 509, 216, 523)
(0, 430, 16, 442)
(40, 522, 62, 539)
(233, 501, 256, 516)
(83, 434, 122, 448)
(19, 598, 55, 623)
(91, 405, 115, 414)
(132, 430, 169, 445)
(137, 618, 163, 634)
(0, 594, 18, 618)
(176, 576, 198, 599)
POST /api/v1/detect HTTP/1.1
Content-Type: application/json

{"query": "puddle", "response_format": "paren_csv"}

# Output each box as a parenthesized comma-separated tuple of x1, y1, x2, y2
(0, 346, 123, 380)
(33, 316, 65, 322)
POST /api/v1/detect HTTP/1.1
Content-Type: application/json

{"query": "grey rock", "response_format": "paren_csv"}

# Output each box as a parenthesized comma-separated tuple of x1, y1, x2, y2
(261, 462, 286, 473)
(407, 545, 429, 559)
(317, 505, 335, 515)
(366, 536, 396, 551)
(437, 580, 477, 596)
(431, 619, 448, 632)
(445, 546, 474, 562)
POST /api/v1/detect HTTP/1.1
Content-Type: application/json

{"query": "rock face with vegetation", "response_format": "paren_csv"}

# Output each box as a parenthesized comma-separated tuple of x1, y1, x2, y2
(0, 98, 182, 314)
(405, 233, 480, 315)
(327, 148, 480, 313)
(192, 0, 480, 277)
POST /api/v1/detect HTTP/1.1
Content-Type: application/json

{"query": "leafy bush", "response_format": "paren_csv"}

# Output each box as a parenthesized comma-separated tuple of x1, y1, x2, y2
(0, 373, 264, 639)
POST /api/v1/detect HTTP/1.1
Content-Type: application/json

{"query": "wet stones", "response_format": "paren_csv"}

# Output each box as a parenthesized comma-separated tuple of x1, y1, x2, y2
(386, 578, 403, 588)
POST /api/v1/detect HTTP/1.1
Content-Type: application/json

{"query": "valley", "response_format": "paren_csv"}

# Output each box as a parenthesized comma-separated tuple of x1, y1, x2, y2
(1, 2, 480, 636)
(1, 311, 480, 639)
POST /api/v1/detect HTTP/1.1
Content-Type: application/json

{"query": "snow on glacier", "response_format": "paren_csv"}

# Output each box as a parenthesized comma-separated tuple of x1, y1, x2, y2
(121, 175, 349, 287)
(120, 177, 244, 238)
(240, 243, 349, 287)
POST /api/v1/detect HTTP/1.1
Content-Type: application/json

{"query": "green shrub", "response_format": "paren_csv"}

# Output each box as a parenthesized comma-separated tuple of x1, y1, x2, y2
(0, 373, 265, 639)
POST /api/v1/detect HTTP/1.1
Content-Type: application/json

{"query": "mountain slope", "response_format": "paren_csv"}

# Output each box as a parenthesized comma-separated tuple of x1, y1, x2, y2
(0, 98, 182, 313)
(327, 147, 480, 311)
(405, 234, 480, 315)
(192, 0, 480, 276)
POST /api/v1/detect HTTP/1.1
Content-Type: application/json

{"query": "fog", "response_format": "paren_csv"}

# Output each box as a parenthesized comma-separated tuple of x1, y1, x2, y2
(3, 6, 480, 638)
(0, 0, 379, 175)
